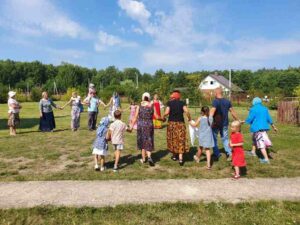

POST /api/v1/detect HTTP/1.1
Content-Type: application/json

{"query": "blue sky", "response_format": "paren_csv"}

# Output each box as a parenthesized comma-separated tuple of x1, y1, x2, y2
(0, 0, 300, 73)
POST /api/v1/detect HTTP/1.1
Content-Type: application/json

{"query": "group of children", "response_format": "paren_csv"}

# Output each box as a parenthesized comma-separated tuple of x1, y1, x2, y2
(91, 96, 276, 180)
(189, 106, 246, 179)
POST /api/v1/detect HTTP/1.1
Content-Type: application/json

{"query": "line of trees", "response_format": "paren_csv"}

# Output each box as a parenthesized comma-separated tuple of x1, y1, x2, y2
(0, 59, 300, 104)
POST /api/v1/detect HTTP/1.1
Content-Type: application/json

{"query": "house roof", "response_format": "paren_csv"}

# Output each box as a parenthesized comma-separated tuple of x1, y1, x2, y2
(208, 73, 243, 92)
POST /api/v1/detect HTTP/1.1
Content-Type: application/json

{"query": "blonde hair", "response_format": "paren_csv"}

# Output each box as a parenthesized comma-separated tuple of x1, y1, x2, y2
(231, 120, 241, 131)
(42, 91, 48, 98)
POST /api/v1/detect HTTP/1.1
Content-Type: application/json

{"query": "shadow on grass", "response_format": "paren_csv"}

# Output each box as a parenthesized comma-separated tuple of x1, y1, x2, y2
(0, 118, 40, 130)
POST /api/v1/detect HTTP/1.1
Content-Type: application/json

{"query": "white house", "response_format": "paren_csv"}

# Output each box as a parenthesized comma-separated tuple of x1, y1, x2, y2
(199, 72, 243, 96)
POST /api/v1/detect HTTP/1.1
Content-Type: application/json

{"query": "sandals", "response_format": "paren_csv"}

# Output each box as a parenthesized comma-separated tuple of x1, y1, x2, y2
(231, 174, 240, 180)
(206, 166, 212, 170)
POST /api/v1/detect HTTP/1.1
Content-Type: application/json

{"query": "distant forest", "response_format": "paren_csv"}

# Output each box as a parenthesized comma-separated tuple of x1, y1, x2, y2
(0, 59, 300, 104)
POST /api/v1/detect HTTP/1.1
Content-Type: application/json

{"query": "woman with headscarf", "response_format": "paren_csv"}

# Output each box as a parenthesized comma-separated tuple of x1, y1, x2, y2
(163, 90, 191, 166)
(130, 92, 162, 166)
(39, 91, 61, 132)
(7, 91, 22, 136)
(107, 92, 121, 120)
(245, 97, 278, 164)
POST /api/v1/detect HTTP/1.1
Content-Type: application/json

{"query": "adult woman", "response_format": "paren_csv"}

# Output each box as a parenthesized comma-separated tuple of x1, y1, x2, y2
(7, 91, 22, 136)
(107, 92, 121, 120)
(131, 92, 161, 166)
(39, 91, 61, 132)
(152, 94, 164, 129)
(163, 90, 191, 166)
(62, 92, 82, 131)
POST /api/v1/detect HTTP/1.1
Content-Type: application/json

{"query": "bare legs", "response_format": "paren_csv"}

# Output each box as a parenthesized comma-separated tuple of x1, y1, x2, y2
(194, 147, 211, 168)
(9, 126, 16, 136)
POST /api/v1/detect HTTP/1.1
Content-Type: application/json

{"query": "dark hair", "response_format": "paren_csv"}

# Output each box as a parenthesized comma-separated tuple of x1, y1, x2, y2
(143, 96, 149, 101)
(173, 90, 181, 94)
(201, 106, 210, 125)
(114, 110, 122, 119)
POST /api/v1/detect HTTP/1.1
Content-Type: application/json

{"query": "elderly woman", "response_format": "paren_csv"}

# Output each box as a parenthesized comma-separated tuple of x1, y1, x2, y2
(131, 92, 161, 166)
(39, 91, 61, 132)
(245, 97, 277, 164)
(163, 90, 191, 166)
(7, 91, 22, 136)
(62, 92, 82, 131)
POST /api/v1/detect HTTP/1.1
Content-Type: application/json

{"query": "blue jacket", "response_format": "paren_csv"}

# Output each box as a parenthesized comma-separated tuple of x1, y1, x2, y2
(245, 103, 273, 133)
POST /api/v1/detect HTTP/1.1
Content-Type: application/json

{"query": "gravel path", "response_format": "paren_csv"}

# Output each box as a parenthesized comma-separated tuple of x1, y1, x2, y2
(0, 178, 299, 208)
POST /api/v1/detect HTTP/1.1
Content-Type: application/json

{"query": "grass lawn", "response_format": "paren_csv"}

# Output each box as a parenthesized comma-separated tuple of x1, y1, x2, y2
(0, 101, 299, 181)
(0, 201, 299, 225)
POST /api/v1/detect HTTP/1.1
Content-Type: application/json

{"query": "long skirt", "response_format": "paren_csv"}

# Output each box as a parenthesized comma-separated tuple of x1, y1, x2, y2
(71, 108, 80, 129)
(39, 112, 56, 132)
(167, 121, 189, 154)
(8, 113, 20, 127)
(137, 120, 154, 152)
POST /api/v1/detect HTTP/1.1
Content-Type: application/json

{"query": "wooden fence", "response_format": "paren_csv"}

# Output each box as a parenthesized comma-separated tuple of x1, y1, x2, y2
(277, 99, 300, 125)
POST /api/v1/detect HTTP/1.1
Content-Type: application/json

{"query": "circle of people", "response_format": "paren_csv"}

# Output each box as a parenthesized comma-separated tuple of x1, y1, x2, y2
(7, 84, 277, 179)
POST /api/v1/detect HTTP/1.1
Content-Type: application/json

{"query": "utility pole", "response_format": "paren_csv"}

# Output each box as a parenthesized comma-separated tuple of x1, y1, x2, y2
(136, 72, 139, 89)
(229, 69, 232, 100)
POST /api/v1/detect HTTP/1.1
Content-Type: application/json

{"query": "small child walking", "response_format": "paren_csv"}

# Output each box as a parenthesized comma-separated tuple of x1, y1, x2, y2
(189, 106, 214, 169)
(106, 110, 130, 172)
(230, 120, 247, 179)
(92, 117, 110, 171)
(129, 101, 138, 130)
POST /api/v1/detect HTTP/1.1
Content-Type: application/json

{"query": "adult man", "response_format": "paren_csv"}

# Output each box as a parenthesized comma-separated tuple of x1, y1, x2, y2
(210, 87, 239, 161)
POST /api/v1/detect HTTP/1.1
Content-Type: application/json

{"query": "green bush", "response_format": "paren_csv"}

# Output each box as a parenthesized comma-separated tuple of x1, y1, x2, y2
(30, 87, 42, 102)
(61, 87, 79, 101)
(0, 83, 9, 103)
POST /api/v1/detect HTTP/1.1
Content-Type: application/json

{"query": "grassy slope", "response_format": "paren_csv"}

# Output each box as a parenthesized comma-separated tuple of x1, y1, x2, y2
(0, 102, 299, 181)
(0, 201, 299, 225)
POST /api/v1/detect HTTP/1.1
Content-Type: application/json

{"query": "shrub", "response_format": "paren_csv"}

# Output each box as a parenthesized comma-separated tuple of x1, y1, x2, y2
(0, 83, 9, 103)
(30, 87, 43, 102)
(61, 87, 79, 101)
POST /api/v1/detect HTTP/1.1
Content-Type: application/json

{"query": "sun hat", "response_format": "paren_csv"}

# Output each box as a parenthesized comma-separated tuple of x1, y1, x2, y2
(252, 97, 262, 106)
(8, 91, 16, 98)
(142, 92, 150, 101)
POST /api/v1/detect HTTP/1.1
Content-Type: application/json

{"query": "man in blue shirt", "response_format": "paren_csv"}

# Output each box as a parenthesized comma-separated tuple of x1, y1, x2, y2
(84, 91, 107, 131)
(210, 87, 239, 161)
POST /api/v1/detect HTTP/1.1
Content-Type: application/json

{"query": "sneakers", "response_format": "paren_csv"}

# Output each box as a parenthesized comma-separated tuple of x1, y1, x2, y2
(227, 155, 232, 162)
(140, 159, 146, 164)
(260, 159, 270, 164)
(232, 174, 240, 180)
(247, 151, 257, 157)
(100, 166, 106, 172)
(94, 165, 100, 171)
(193, 155, 200, 163)
(171, 155, 178, 161)
(148, 158, 155, 167)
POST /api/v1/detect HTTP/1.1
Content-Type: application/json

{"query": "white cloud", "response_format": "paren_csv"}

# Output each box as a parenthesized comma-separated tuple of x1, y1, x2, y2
(118, 0, 151, 25)
(94, 31, 137, 52)
(0, 0, 91, 39)
(198, 39, 300, 68)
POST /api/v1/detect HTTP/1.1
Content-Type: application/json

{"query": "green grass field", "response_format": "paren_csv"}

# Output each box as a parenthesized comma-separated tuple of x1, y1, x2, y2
(0, 102, 299, 181)
(0, 201, 299, 225)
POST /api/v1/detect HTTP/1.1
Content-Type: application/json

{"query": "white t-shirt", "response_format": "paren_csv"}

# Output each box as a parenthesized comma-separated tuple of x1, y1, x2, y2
(109, 120, 127, 145)
(8, 98, 20, 113)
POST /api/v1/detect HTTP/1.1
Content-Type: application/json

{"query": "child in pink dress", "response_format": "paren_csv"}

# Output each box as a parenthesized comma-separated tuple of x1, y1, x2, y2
(129, 102, 137, 130)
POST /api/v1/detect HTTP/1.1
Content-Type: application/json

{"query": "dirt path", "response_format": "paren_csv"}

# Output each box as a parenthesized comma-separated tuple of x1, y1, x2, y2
(0, 178, 299, 208)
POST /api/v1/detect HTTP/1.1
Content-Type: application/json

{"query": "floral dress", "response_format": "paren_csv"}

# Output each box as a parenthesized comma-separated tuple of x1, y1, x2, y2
(71, 97, 81, 129)
(137, 105, 154, 152)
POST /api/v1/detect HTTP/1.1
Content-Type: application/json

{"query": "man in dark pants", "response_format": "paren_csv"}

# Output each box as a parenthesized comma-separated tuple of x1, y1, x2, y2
(84, 91, 106, 130)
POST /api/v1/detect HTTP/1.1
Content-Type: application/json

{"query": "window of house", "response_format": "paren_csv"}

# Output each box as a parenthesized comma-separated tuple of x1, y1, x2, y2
(210, 81, 214, 85)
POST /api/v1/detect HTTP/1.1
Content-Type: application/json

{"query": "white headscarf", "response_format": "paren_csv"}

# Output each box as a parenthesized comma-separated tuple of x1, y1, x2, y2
(8, 91, 16, 98)
(142, 92, 150, 101)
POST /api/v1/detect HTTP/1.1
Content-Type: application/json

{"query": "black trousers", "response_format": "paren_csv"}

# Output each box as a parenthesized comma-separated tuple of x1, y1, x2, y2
(88, 112, 98, 130)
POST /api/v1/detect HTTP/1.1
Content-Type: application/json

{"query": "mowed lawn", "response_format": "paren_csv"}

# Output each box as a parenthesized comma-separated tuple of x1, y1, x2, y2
(0, 201, 299, 225)
(0, 101, 299, 181)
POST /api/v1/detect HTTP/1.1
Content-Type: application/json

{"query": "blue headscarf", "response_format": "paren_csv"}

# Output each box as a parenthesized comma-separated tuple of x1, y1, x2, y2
(252, 97, 262, 106)
(96, 117, 110, 136)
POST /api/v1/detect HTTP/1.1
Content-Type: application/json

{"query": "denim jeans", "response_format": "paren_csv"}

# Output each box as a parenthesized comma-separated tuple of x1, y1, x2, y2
(212, 126, 232, 157)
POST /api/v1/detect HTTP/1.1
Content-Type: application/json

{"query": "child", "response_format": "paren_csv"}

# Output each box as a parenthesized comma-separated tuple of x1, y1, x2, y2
(92, 117, 110, 171)
(106, 110, 130, 172)
(129, 101, 138, 130)
(189, 106, 214, 169)
(245, 97, 277, 164)
(229, 120, 246, 179)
